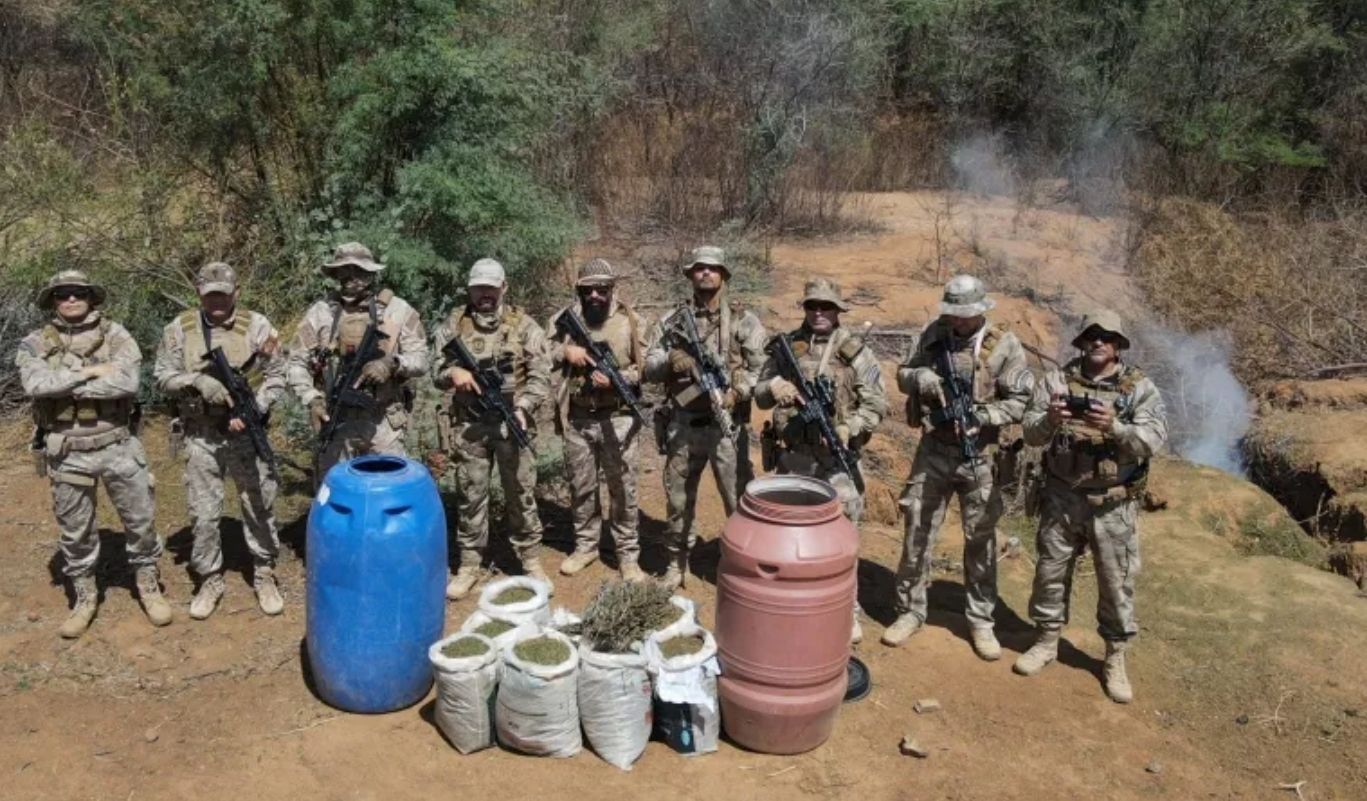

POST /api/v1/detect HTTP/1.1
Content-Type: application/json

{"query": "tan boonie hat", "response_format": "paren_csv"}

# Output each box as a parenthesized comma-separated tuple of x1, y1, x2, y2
(322, 242, 385, 273)
(939, 274, 995, 317)
(576, 258, 616, 287)
(467, 257, 506, 288)
(37, 270, 106, 309)
(1072, 309, 1131, 350)
(797, 278, 850, 312)
(682, 245, 730, 277)
(196, 262, 238, 295)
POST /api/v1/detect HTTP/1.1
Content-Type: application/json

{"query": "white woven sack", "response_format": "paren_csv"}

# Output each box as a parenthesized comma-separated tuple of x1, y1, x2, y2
(578, 644, 652, 770)
(428, 633, 499, 754)
(496, 629, 581, 757)
(477, 576, 552, 627)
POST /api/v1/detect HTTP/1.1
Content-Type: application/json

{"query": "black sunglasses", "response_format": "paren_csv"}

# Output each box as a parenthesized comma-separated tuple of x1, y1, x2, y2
(53, 288, 90, 301)
(577, 285, 612, 297)
(803, 302, 838, 313)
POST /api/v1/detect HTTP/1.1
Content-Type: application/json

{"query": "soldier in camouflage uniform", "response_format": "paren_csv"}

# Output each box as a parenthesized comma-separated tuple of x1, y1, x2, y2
(17, 271, 172, 638)
(1014, 310, 1167, 704)
(154, 263, 287, 620)
(883, 275, 1030, 660)
(285, 243, 428, 479)
(548, 259, 648, 582)
(434, 258, 554, 599)
(755, 278, 887, 642)
(644, 246, 768, 589)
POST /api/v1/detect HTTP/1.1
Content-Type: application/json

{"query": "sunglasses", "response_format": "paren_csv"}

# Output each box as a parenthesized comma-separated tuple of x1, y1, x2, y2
(803, 302, 838, 313)
(53, 288, 90, 301)
(690, 264, 722, 274)
(577, 285, 612, 298)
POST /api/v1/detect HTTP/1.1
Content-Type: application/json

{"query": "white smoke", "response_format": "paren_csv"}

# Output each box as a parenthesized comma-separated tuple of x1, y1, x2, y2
(950, 133, 1016, 197)
(1129, 322, 1252, 476)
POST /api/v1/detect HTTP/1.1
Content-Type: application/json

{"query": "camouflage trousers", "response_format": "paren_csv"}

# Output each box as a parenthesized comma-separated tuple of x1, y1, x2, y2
(663, 409, 751, 560)
(1028, 485, 1141, 641)
(45, 432, 161, 578)
(776, 447, 863, 524)
(450, 417, 543, 566)
(317, 404, 407, 480)
(564, 412, 641, 561)
(894, 435, 1002, 628)
(183, 425, 279, 578)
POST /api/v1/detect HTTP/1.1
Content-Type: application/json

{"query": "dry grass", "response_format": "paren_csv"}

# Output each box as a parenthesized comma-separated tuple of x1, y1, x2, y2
(1127, 197, 1367, 384)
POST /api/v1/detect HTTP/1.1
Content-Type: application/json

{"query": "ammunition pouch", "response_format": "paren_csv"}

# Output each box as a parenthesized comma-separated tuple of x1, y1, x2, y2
(760, 420, 779, 472)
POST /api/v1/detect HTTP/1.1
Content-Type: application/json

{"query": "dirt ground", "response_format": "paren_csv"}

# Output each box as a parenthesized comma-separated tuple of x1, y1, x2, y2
(3, 191, 1365, 801)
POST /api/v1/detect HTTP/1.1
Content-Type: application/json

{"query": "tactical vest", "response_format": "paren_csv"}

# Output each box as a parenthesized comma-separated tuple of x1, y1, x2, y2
(177, 309, 255, 370)
(32, 318, 134, 428)
(446, 306, 529, 416)
(912, 323, 1005, 444)
(1044, 359, 1148, 491)
(772, 327, 862, 449)
(558, 304, 641, 414)
(324, 289, 395, 357)
(664, 299, 746, 413)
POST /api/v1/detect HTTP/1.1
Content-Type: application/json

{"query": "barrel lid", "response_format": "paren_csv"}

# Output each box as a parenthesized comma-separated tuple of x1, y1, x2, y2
(844, 656, 871, 703)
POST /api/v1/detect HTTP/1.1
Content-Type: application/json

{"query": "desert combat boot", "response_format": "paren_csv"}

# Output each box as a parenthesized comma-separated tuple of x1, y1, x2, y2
(1013, 629, 1060, 676)
(559, 547, 599, 576)
(619, 559, 647, 583)
(522, 556, 555, 596)
(1103, 640, 1134, 703)
(59, 575, 98, 639)
(254, 566, 284, 616)
(970, 626, 1002, 661)
(880, 613, 923, 647)
(136, 566, 173, 627)
(189, 572, 226, 620)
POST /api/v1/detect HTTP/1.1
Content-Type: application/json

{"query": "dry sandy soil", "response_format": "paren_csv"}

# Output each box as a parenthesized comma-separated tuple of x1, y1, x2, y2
(2, 191, 1364, 801)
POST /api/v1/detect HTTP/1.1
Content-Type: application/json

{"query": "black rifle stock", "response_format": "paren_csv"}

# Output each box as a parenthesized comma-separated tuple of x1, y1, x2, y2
(440, 335, 531, 450)
(767, 333, 863, 490)
(554, 308, 649, 424)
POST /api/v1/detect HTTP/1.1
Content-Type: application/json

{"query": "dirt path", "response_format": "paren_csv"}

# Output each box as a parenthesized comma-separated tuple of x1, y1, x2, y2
(3, 192, 1364, 800)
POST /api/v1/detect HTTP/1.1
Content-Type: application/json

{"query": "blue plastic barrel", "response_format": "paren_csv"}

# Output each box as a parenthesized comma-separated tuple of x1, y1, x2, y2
(306, 455, 447, 713)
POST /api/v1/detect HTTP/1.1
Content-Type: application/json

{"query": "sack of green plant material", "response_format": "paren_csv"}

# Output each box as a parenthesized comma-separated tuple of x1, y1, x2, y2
(458, 610, 536, 654)
(578, 644, 652, 770)
(645, 623, 721, 756)
(477, 576, 551, 627)
(496, 630, 581, 757)
(645, 595, 697, 642)
(428, 633, 499, 754)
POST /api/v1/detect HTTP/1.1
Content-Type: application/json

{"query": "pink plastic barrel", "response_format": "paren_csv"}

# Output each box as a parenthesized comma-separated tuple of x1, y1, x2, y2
(715, 475, 858, 754)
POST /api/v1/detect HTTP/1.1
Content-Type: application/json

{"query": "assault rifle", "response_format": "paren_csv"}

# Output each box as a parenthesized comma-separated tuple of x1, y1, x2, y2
(203, 345, 276, 471)
(767, 333, 863, 491)
(554, 308, 649, 425)
(677, 305, 736, 439)
(441, 335, 531, 450)
(317, 319, 389, 454)
(931, 344, 981, 464)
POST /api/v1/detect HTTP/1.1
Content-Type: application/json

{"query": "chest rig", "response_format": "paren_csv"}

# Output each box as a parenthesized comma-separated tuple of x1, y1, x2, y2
(32, 317, 133, 428)
(561, 304, 640, 414)
(178, 309, 255, 370)
(446, 305, 528, 417)
(772, 327, 860, 448)
(1045, 359, 1148, 492)
(664, 299, 743, 412)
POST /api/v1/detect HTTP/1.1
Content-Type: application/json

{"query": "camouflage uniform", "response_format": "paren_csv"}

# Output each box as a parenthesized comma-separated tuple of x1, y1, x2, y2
(754, 280, 887, 522)
(548, 259, 648, 580)
(644, 247, 767, 586)
(755, 278, 887, 642)
(17, 271, 171, 636)
(284, 243, 428, 478)
(153, 263, 287, 618)
(433, 259, 552, 596)
(885, 276, 1030, 653)
(1015, 310, 1167, 703)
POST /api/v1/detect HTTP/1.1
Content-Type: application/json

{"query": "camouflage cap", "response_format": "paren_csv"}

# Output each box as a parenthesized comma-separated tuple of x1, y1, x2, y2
(467, 257, 506, 288)
(939, 274, 995, 318)
(798, 278, 850, 311)
(322, 242, 385, 273)
(196, 262, 238, 295)
(682, 245, 730, 277)
(37, 270, 106, 309)
(576, 257, 616, 287)
(1071, 308, 1131, 350)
